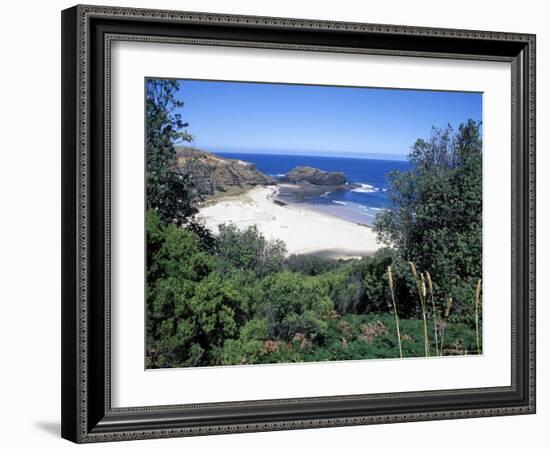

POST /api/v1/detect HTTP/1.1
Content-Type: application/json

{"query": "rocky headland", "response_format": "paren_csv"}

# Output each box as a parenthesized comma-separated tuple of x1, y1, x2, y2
(175, 147, 275, 197)
(280, 166, 347, 186)
(175, 148, 361, 204)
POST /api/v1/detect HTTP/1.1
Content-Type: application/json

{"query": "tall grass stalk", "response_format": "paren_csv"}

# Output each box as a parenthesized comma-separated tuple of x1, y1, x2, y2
(425, 271, 439, 356)
(440, 297, 453, 355)
(387, 266, 403, 358)
(475, 279, 481, 354)
(409, 262, 430, 357)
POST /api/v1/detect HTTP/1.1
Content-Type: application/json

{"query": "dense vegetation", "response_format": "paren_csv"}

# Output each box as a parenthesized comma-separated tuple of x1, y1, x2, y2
(146, 79, 197, 225)
(375, 122, 483, 322)
(145, 79, 483, 368)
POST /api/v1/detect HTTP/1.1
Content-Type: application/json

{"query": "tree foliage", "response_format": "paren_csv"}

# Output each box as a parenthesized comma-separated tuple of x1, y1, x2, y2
(216, 223, 287, 277)
(146, 210, 246, 367)
(146, 79, 198, 225)
(374, 120, 482, 316)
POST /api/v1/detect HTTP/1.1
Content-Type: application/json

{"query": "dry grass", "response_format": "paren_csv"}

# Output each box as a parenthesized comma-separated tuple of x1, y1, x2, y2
(439, 297, 453, 355)
(410, 262, 430, 357)
(382, 264, 479, 358)
(387, 266, 403, 358)
(425, 271, 439, 356)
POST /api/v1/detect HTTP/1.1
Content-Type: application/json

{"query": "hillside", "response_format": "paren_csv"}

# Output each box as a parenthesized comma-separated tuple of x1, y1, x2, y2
(175, 147, 275, 197)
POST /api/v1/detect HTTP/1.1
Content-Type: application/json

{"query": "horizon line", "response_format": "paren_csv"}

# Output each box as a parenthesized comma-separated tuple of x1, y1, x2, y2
(175, 145, 409, 161)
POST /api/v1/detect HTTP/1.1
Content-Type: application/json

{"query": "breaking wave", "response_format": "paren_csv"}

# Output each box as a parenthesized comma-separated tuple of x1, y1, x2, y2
(351, 183, 378, 193)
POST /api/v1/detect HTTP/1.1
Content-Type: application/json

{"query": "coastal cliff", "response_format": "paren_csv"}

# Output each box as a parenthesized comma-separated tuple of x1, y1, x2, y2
(175, 147, 275, 196)
(175, 148, 354, 202)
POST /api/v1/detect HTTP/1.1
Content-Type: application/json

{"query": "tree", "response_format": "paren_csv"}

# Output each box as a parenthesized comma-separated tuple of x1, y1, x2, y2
(215, 224, 287, 277)
(374, 120, 482, 315)
(146, 79, 197, 225)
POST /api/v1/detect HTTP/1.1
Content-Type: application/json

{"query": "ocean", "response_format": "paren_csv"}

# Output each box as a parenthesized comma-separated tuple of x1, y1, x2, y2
(214, 152, 411, 226)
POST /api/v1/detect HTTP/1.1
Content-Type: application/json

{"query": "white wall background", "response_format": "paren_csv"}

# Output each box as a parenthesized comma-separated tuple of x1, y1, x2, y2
(0, 0, 546, 447)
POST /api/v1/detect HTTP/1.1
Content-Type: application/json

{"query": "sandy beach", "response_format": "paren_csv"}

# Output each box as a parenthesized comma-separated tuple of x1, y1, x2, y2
(197, 186, 383, 259)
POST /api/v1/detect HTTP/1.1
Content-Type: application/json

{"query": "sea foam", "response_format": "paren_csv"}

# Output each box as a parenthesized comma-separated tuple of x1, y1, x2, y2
(351, 183, 378, 193)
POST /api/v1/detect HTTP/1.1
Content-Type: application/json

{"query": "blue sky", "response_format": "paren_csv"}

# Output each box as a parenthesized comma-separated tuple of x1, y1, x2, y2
(170, 79, 482, 160)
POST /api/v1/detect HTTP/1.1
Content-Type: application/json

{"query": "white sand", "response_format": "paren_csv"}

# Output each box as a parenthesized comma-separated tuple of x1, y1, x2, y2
(197, 186, 383, 259)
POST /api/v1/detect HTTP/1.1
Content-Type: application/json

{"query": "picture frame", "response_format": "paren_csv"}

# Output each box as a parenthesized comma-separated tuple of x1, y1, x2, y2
(61, 4, 536, 443)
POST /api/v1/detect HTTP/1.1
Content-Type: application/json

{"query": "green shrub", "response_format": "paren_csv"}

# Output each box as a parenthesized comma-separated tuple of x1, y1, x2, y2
(284, 254, 342, 275)
(259, 271, 333, 343)
(146, 210, 245, 368)
(216, 223, 287, 277)
(222, 319, 269, 365)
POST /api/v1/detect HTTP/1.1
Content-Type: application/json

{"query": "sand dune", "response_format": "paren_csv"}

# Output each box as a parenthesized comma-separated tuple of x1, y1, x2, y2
(197, 186, 383, 259)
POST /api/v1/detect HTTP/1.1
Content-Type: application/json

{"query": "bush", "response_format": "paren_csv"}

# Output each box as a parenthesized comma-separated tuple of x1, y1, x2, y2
(284, 254, 342, 275)
(216, 223, 287, 277)
(146, 210, 246, 368)
(259, 272, 333, 343)
(320, 268, 364, 315)
(316, 248, 419, 317)
(222, 319, 269, 365)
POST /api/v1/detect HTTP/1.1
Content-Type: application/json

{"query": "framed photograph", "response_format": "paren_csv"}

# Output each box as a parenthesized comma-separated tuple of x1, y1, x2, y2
(61, 4, 536, 443)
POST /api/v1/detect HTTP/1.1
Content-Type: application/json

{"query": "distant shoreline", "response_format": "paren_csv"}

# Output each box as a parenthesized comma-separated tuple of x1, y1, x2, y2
(210, 149, 409, 162)
(197, 185, 383, 259)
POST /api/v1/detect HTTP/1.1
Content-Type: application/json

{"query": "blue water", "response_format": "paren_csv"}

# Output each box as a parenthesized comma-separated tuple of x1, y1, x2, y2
(215, 152, 411, 225)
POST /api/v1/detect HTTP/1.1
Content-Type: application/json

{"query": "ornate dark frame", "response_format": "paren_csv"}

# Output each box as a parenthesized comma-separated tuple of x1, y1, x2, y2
(61, 4, 536, 443)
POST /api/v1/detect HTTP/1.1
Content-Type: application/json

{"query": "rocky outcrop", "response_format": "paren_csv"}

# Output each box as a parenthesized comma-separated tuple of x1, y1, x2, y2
(281, 166, 347, 186)
(175, 147, 275, 196)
